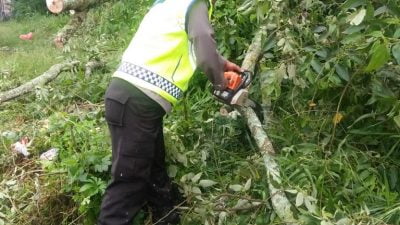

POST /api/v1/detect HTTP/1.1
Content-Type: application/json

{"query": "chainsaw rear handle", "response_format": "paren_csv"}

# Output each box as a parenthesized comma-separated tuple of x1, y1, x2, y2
(225, 70, 252, 90)
(224, 71, 242, 90)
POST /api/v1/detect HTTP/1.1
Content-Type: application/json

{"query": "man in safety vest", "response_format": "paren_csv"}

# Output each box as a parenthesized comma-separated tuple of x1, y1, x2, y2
(98, 0, 242, 224)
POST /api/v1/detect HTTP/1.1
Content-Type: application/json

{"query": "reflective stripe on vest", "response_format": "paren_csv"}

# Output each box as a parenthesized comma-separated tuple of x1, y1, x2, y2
(118, 62, 183, 99)
(113, 0, 213, 105)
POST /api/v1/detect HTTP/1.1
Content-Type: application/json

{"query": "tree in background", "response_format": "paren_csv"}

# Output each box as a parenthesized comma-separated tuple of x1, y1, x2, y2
(0, 0, 12, 21)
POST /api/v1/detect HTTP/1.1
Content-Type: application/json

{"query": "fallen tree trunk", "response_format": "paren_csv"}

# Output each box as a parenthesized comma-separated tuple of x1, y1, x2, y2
(0, 61, 79, 104)
(54, 11, 86, 48)
(46, 0, 97, 14)
(236, 27, 299, 225)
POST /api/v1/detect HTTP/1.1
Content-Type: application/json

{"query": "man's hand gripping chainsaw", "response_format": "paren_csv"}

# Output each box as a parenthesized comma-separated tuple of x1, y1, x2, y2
(213, 71, 255, 107)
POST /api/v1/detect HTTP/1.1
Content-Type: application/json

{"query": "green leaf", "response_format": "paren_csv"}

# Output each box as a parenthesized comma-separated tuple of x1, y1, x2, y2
(349, 8, 366, 25)
(392, 44, 400, 64)
(167, 165, 177, 178)
(277, 38, 285, 47)
(394, 28, 400, 38)
(191, 172, 202, 183)
(176, 152, 188, 167)
(180, 172, 194, 183)
(394, 115, 400, 128)
(335, 64, 350, 81)
(311, 59, 323, 74)
(79, 183, 93, 193)
(341, 33, 363, 44)
(285, 189, 298, 194)
(313, 26, 327, 33)
(365, 41, 390, 72)
(383, 18, 400, 24)
(295, 192, 304, 207)
(389, 166, 398, 189)
(243, 178, 252, 191)
(287, 64, 296, 79)
(374, 6, 388, 16)
(343, 25, 365, 34)
(191, 186, 202, 194)
(264, 37, 276, 52)
(238, 0, 252, 12)
(198, 180, 217, 188)
(316, 49, 328, 59)
(94, 163, 108, 172)
(229, 184, 243, 192)
(368, 31, 384, 38)
(365, 2, 374, 19)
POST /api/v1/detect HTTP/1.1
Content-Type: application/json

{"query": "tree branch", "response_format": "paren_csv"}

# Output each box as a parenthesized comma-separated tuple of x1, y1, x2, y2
(0, 61, 79, 104)
(235, 26, 299, 225)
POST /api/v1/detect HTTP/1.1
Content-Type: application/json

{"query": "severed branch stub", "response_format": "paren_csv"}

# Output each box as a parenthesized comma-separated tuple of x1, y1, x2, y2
(85, 60, 105, 77)
(54, 11, 87, 48)
(0, 61, 79, 104)
(235, 26, 299, 225)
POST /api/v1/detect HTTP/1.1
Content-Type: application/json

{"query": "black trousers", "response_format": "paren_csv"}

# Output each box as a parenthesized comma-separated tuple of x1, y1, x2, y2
(98, 78, 171, 225)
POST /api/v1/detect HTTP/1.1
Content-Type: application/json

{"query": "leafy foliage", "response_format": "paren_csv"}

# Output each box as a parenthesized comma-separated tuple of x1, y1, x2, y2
(1, 0, 400, 224)
(238, 0, 400, 223)
(12, 0, 48, 19)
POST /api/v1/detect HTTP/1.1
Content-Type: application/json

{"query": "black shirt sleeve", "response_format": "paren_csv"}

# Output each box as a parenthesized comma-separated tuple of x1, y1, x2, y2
(187, 0, 227, 90)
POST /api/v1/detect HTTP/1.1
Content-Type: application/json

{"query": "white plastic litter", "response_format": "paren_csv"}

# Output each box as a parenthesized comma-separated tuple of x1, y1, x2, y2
(40, 148, 59, 161)
(11, 137, 32, 157)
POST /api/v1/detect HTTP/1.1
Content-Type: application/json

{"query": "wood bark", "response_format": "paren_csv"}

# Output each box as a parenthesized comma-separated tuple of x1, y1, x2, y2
(0, 46, 16, 52)
(0, 61, 79, 104)
(85, 60, 104, 77)
(236, 27, 299, 225)
(0, 0, 12, 21)
(54, 11, 86, 48)
(46, 0, 97, 14)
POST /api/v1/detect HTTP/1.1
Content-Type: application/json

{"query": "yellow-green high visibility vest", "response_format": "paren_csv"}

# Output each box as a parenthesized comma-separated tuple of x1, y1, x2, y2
(113, 0, 213, 105)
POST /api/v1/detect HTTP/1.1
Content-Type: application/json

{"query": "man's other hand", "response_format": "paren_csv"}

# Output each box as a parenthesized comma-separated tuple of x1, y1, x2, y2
(224, 60, 243, 73)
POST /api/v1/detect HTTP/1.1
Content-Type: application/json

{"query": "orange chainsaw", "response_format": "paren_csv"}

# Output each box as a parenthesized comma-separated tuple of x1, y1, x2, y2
(213, 70, 256, 107)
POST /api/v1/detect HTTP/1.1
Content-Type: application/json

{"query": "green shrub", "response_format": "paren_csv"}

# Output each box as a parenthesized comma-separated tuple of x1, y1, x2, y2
(12, 0, 48, 19)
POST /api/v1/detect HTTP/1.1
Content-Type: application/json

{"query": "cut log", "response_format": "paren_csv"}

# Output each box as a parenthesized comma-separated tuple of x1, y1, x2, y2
(236, 27, 299, 225)
(46, 0, 97, 14)
(0, 61, 79, 104)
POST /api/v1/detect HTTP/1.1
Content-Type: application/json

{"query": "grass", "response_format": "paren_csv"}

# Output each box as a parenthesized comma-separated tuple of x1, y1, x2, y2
(0, 14, 70, 148)
(0, 14, 68, 91)
(0, 12, 106, 225)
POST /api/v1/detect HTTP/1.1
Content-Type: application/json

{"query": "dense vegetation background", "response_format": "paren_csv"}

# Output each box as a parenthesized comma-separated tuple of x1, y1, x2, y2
(0, 0, 399, 224)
